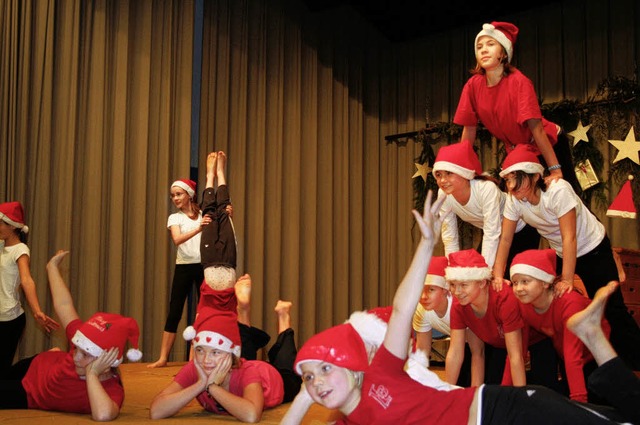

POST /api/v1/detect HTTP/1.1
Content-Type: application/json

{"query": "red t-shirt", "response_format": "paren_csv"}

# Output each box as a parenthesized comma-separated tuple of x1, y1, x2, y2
(21, 319, 125, 412)
(451, 286, 525, 384)
(174, 359, 284, 414)
(519, 292, 610, 402)
(338, 346, 477, 425)
(451, 286, 524, 348)
(454, 69, 559, 154)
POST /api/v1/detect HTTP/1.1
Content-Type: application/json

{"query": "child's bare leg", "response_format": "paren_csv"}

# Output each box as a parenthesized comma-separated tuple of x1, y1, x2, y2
(235, 274, 252, 326)
(567, 281, 619, 365)
(206, 152, 217, 188)
(275, 300, 293, 334)
(216, 151, 227, 186)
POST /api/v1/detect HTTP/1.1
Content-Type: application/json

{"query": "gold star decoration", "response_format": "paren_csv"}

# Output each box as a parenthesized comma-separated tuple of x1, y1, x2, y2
(412, 162, 431, 182)
(568, 121, 592, 146)
(608, 127, 640, 165)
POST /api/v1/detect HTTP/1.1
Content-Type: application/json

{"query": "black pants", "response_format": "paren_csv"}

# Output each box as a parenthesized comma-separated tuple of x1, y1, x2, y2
(557, 235, 640, 370)
(267, 328, 301, 403)
(505, 224, 540, 279)
(0, 313, 26, 372)
(238, 323, 271, 361)
(0, 355, 33, 409)
(200, 185, 236, 269)
(163, 264, 203, 333)
(481, 357, 639, 424)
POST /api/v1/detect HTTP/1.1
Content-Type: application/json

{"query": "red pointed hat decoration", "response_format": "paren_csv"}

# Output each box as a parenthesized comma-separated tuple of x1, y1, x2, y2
(607, 175, 637, 219)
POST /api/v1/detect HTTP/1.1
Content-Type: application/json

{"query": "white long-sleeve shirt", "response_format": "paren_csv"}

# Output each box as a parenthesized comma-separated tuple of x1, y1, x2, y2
(439, 179, 525, 267)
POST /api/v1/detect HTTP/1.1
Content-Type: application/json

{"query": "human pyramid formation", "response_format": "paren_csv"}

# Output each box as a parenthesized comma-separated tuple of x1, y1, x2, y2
(1, 21, 639, 424)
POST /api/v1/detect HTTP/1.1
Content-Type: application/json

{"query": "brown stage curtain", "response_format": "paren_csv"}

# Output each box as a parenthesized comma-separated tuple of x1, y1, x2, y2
(196, 0, 428, 345)
(1, 0, 196, 361)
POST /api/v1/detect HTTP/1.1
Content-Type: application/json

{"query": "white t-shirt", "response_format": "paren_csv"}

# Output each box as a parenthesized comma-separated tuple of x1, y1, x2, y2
(412, 292, 453, 335)
(503, 179, 605, 257)
(167, 211, 202, 264)
(439, 179, 525, 267)
(0, 241, 30, 321)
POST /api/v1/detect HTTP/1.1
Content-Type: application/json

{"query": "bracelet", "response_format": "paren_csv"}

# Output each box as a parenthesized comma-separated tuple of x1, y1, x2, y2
(547, 164, 562, 171)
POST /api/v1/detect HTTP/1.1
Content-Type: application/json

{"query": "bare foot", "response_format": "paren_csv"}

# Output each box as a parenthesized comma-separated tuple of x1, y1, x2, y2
(567, 281, 619, 365)
(275, 300, 293, 333)
(275, 300, 292, 315)
(235, 274, 252, 326)
(567, 281, 618, 338)
(147, 358, 168, 368)
(217, 151, 227, 186)
(206, 152, 217, 188)
(47, 250, 69, 269)
(235, 274, 252, 309)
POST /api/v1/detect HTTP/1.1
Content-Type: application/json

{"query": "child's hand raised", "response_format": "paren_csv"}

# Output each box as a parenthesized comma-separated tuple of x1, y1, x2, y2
(411, 191, 446, 245)
(87, 347, 119, 376)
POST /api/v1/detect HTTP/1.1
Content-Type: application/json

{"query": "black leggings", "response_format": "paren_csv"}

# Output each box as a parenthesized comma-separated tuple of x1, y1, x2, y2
(163, 264, 203, 333)
(267, 328, 301, 403)
(200, 185, 236, 269)
(0, 313, 26, 371)
(481, 357, 639, 424)
(0, 355, 32, 409)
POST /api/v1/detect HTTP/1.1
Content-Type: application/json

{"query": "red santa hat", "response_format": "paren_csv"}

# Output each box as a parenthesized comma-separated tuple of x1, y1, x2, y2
(71, 313, 142, 367)
(0, 201, 29, 234)
(510, 249, 557, 283)
(425, 256, 448, 288)
(446, 249, 492, 281)
(499, 144, 545, 177)
(171, 179, 197, 198)
(346, 306, 391, 348)
(183, 305, 241, 357)
(432, 140, 483, 180)
(294, 323, 369, 375)
(475, 21, 519, 62)
(606, 176, 637, 219)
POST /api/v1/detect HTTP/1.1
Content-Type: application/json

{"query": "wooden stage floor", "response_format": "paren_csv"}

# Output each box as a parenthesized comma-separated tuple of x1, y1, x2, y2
(1, 362, 346, 424)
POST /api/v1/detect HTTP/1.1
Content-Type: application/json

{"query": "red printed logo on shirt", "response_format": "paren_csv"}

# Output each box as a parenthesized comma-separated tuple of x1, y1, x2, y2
(368, 384, 392, 409)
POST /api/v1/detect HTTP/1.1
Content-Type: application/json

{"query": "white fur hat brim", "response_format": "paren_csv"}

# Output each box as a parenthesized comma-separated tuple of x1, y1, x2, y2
(432, 161, 475, 180)
(499, 161, 544, 177)
(510, 264, 555, 283)
(475, 23, 513, 62)
(346, 311, 388, 348)
(445, 266, 492, 282)
(425, 274, 447, 289)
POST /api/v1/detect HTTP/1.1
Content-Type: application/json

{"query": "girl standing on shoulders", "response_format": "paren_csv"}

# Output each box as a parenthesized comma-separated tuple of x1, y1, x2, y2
(493, 144, 640, 370)
(454, 21, 580, 192)
(0, 201, 59, 371)
(433, 140, 539, 270)
(148, 179, 211, 368)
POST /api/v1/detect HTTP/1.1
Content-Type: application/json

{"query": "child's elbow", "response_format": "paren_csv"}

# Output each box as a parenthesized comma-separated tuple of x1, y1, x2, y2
(92, 409, 119, 422)
(242, 409, 263, 423)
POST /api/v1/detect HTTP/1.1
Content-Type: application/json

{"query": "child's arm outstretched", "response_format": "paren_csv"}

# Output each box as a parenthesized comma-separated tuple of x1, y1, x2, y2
(18, 254, 59, 332)
(384, 191, 444, 359)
